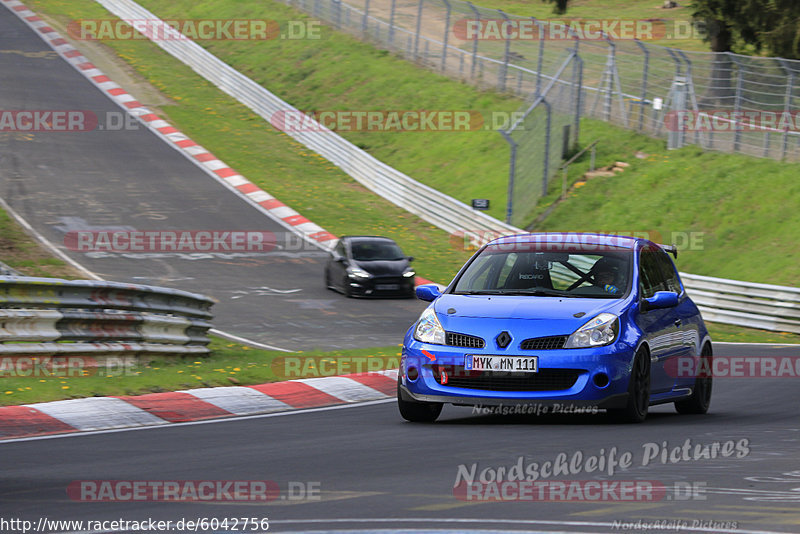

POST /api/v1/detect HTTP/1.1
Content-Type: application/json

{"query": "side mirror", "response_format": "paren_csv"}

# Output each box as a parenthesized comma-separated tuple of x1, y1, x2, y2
(335, 256, 346, 263)
(415, 284, 442, 302)
(407, 256, 415, 262)
(642, 291, 679, 311)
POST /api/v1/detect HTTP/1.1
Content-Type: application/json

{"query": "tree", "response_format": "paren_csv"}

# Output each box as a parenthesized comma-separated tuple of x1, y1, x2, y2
(542, 0, 568, 15)
(691, 0, 800, 58)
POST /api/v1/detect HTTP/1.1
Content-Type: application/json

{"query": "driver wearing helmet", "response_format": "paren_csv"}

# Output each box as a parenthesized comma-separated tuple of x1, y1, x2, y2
(590, 257, 625, 294)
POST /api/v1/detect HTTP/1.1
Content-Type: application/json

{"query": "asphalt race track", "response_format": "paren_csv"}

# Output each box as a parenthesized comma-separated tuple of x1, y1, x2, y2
(1, 5, 800, 534)
(0, 7, 426, 351)
(1, 344, 800, 533)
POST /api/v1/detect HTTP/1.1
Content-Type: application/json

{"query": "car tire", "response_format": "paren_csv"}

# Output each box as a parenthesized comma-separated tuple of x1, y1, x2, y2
(608, 347, 651, 424)
(324, 269, 334, 291)
(675, 343, 713, 415)
(342, 276, 353, 298)
(397, 378, 442, 423)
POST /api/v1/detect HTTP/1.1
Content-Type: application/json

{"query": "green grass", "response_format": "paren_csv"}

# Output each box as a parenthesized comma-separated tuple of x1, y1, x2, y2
(536, 118, 800, 286)
(0, 336, 400, 406)
(18, 0, 799, 349)
(705, 323, 800, 344)
(29, 0, 800, 286)
(0, 207, 78, 279)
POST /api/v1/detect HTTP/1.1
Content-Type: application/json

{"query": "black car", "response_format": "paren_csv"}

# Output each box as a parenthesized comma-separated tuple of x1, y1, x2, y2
(325, 236, 416, 297)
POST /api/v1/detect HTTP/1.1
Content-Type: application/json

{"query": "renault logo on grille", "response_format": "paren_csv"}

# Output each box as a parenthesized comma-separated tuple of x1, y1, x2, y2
(496, 331, 512, 349)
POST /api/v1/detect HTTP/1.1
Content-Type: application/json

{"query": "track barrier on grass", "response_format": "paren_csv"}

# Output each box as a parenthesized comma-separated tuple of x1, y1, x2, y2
(0, 277, 215, 360)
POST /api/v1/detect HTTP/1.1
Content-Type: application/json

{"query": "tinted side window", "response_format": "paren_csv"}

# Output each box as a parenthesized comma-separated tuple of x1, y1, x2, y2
(639, 247, 665, 299)
(655, 249, 682, 294)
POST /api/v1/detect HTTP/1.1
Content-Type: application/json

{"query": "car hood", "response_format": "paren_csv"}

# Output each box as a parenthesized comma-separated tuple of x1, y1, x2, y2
(353, 259, 408, 276)
(432, 294, 627, 336)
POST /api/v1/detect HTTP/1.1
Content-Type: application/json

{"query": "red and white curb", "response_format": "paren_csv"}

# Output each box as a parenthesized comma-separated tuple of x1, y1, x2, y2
(0, 0, 337, 251)
(0, 370, 398, 440)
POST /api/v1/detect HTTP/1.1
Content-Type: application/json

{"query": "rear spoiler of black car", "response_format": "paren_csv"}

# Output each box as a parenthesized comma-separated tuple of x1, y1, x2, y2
(659, 244, 678, 259)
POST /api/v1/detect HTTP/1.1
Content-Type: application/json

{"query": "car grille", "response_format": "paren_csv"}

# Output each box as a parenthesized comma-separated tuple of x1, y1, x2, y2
(445, 332, 485, 349)
(519, 335, 568, 350)
(430, 365, 581, 391)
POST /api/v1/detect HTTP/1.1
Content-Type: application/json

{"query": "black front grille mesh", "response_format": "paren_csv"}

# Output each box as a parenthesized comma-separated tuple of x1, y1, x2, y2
(520, 335, 568, 350)
(445, 332, 485, 349)
(430, 364, 580, 391)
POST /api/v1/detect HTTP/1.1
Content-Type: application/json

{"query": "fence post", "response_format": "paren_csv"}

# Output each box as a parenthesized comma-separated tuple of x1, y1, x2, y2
(542, 99, 552, 196)
(333, 0, 341, 29)
(467, 2, 480, 80)
(676, 50, 702, 147)
(569, 33, 582, 148)
(413, 0, 424, 60)
(535, 18, 544, 96)
(780, 59, 794, 160)
(362, 0, 370, 35)
(499, 130, 518, 225)
(497, 10, 511, 93)
(388, 0, 397, 47)
(667, 76, 688, 150)
(573, 55, 583, 148)
(634, 40, 649, 132)
(731, 54, 744, 153)
(441, 0, 451, 72)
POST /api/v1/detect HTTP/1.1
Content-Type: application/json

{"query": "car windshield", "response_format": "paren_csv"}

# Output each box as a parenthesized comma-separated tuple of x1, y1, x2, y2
(350, 240, 406, 261)
(452, 243, 632, 298)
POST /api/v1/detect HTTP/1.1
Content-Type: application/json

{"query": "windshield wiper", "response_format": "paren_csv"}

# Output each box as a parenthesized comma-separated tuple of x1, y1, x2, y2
(499, 289, 573, 297)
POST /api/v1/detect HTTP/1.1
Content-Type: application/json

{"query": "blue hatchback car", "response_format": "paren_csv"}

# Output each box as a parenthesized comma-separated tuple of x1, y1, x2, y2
(397, 233, 712, 423)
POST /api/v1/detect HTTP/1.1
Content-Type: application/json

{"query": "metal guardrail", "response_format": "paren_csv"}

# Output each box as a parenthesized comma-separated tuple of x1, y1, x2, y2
(680, 273, 800, 334)
(88, 0, 798, 335)
(0, 277, 215, 359)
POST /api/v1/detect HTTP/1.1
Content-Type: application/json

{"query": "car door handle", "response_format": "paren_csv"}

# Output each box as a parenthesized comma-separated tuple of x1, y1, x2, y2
(674, 318, 682, 327)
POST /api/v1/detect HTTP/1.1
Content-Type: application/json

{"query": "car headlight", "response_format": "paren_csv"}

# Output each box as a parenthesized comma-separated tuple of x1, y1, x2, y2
(565, 313, 619, 348)
(347, 267, 371, 279)
(413, 306, 446, 345)
(402, 270, 416, 278)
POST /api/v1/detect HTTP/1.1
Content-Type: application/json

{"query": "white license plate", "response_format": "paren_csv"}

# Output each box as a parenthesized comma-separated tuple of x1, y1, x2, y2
(375, 284, 399, 290)
(465, 355, 539, 373)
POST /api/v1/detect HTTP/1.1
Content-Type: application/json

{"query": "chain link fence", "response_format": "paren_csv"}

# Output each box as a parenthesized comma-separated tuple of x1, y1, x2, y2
(279, 0, 800, 224)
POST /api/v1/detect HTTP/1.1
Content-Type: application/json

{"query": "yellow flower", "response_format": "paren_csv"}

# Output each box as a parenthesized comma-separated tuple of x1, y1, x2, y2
(233, 368, 241, 371)
(4, 391, 12, 395)
(62, 386, 70, 390)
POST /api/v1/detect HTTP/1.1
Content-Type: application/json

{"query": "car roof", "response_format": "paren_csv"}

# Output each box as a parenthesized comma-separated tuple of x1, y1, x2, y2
(340, 235, 397, 243)
(488, 232, 643, 249)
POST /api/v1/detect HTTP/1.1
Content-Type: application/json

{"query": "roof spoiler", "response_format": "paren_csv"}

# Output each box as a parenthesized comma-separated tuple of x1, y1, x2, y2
(659, 244, 678, 259)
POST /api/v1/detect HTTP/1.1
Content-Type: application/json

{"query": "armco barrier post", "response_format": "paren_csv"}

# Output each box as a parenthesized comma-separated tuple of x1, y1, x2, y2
(362, 0, 370, 34)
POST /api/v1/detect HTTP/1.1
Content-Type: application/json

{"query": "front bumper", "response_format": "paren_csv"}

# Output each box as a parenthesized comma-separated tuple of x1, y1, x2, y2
(400, 338, 635, 406)
(347, 275, 415, 297)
